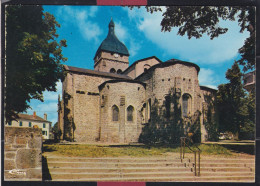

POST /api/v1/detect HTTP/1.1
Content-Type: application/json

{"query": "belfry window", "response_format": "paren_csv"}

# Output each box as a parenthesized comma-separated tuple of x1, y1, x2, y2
(110, 68, 116, 73)
(182, 94, 192, 117)
(117, 69, 122, 74)
(127, 105, 134, 121)
(112, 105, 119, 121)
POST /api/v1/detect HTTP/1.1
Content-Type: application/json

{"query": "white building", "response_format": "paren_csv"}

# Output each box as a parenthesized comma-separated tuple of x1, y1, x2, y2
(5, 112, 52, 139)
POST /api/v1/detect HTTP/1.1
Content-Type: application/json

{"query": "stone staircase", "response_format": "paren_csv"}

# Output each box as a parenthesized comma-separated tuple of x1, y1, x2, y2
(43, 155, 255, 182)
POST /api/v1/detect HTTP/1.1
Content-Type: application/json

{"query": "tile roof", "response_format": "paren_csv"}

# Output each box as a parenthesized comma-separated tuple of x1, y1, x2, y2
(64, 65, 132, 80)
(18, 113, 51, 123)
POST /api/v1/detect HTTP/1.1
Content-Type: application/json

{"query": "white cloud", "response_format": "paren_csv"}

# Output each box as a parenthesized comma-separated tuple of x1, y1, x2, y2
(26, 81, 62, 125)
(114, 20, 140, 57)
(43, 81, 62, 101)
(129, 40, 141, 57)
(115, 21, 127, 42)
(127, 7, 250, 65)
(57, 6, 102, 43)
(199, 68, 218, 89)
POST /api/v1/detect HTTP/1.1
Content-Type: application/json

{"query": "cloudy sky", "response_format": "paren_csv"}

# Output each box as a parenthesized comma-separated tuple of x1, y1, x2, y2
(25, 6, 249, 125)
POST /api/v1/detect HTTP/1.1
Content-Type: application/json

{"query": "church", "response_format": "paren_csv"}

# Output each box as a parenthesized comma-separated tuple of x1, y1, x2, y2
(58, 19, 217, 144)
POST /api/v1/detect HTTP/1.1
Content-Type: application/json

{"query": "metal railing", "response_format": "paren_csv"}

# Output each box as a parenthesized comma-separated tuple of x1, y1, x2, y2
(180, 137, 201, 176)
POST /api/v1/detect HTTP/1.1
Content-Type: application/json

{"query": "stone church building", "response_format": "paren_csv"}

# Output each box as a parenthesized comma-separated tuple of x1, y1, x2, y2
(58, 20, 217, 144)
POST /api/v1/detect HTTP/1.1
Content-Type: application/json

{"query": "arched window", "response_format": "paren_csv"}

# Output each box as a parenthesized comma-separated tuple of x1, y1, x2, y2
(147, 99, 151, 122)
(127, 105, 134, 121)
(182, 94, 192, 117)
(110, 68, 116, 73)
(112, 105, 119, 121)
(117, 69, 122, 74)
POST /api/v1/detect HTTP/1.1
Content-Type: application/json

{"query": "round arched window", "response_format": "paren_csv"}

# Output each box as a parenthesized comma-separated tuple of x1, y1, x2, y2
(117, 69, 122, 74)
(110, 68, 116, 73)
(182, 94, 192, 117)
(127, 105, 134, 121)
(112, 105, 119, 121)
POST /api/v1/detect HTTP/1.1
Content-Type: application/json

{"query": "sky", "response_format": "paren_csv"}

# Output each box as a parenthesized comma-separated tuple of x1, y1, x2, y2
(25, 6, 250, 125)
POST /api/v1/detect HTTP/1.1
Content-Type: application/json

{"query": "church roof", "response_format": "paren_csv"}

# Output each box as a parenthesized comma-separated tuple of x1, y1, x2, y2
(123, 56, 162, 74)
(135, 58, 200, 80)
(94, 19, 129, 59)
(64, 65, 132, 80)
(98, 79, 146, 90)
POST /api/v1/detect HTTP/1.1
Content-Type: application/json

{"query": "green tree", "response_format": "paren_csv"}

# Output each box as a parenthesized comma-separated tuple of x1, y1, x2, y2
(5, 5, 67, 122)
(143, 6, 255, 72)
(52, 122, 62, 141)
(216, 62, 247, 139)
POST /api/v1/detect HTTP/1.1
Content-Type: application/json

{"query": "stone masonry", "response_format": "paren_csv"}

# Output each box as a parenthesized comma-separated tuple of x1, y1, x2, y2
(4, 127, 42, 181)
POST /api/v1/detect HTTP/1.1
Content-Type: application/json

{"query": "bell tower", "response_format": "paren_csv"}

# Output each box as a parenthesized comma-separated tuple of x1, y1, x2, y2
(94, 19, 130, 74)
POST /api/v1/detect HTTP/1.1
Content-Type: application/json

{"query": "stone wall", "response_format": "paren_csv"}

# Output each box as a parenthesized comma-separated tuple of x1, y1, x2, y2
(4, 127, 42, 181)
(99, 81, 146, 143)
(94, 51, 129, 73)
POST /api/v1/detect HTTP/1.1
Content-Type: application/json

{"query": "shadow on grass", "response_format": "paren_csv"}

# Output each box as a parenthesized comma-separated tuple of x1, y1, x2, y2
(107, 143, 180, 149)
(42, 156, 52, 181)
(221, 144, 255, 155)
(43, 145, 57, 153)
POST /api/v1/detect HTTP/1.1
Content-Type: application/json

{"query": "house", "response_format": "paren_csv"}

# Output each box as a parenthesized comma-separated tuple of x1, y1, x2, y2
(5, 112, 52, 139)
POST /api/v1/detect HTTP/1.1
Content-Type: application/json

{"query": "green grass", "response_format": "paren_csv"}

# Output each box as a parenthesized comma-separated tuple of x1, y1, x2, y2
(43, 143, 233, 158)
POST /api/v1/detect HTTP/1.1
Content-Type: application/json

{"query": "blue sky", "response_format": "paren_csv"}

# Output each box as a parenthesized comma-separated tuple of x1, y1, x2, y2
(25, 6, 250, 125)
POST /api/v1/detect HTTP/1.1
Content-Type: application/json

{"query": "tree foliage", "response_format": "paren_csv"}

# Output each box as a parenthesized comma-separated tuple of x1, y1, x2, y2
(5, 5, 67, 122)
(144, 6, 255, 72)
(216, 62, 254, 139)
(139, 88, 201, 144)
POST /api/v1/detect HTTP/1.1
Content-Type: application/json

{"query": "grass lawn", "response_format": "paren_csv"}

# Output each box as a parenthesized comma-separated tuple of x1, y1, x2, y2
(43, 143, 234, 158)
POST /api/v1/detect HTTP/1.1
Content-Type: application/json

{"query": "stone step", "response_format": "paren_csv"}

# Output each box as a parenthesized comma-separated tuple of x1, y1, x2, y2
(199, 172, 254, 177)
(199, 167, 254, 172)
(50, 171, 195, 180)
(51, 175, 255, 182)
(49, 167, 191, 173)
(47, 162, 186, 168)
(197, 163, 254, 167)
(46, 157, 255, 164)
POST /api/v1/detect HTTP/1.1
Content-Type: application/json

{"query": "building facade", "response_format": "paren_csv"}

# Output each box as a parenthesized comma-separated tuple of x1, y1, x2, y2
(58, 20, 217, 143)
(5, 112, 52, 139)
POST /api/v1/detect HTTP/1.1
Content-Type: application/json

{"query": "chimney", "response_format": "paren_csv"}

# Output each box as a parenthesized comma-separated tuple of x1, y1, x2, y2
(44, 113, 47, 120)
(33, 111, 36, 118)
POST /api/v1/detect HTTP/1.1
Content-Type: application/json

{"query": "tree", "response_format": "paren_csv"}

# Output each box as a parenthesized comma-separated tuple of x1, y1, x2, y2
(52, 122, 62, 141)
(216, 62, 247, 139)
(144, 6, 255, 72)
(5, 5, 67, 122)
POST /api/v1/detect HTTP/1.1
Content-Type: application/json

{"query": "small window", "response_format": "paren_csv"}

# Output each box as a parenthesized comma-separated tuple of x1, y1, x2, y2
(110, 68, 116, 73)
(127, 106, 134, 121)
(43, 123, 46, 128)
(29, 122, 32, 127)
(19, 121, 23, 126)
(112, 105, 119, 121)
(42, 131, 45, 135)
(117, 69, 122, 74)
(8, 121, 12, 126)
(182, 94, 192, 117)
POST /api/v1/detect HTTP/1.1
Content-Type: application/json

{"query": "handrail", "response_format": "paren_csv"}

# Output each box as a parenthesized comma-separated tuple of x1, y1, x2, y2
(180, 137, 201, 176)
